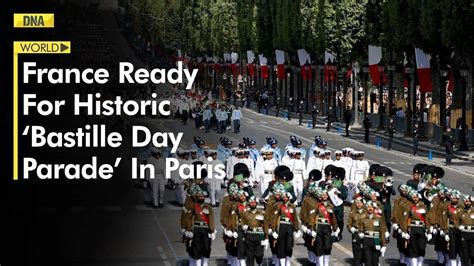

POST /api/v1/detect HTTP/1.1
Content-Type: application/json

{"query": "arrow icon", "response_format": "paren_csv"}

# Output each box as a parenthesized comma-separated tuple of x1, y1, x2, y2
(60, 43, 68, 52)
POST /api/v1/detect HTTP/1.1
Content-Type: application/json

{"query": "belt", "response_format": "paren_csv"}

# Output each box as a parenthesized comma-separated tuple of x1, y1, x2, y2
(280, 220, 293, 225)
(264, 170, 274, 174)
(364, 231, 380, 238)
(294, 170, 303, 174)
(411, 220, 426, 227)
(246, 227, 264, 234)
(318, 218, 330, 224)
(461, 225, 474, 232)
(194, 221, 209, 228)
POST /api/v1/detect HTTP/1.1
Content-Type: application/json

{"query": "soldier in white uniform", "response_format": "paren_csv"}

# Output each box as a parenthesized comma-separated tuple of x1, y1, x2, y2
(332, 151, 345, 168)
(255, 147, 279, 194)
(242, 149, 256, 186)
(307, 147, 323, 172)
(281, 147, 293, 167)
(289, 148, 306, 204)
(320, 150, 334, 171)
(207, 150, 224, 207)
(147, 148, 166, 208)
(341, 148, 354, 180)
(350, 151, 370, 184)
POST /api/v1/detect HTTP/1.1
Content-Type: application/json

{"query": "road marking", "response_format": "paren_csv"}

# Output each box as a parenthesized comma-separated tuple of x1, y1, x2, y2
(333, 243, 353, 257)
(157, 246, 168, 260)
(151, 206, 178, 260)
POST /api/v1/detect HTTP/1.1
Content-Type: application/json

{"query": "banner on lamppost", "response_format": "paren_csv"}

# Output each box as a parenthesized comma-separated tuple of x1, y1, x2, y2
(324, 51, 336, 82)
(259, 54, 269, 79)
(297, 49, 312, 80)
(275, 49, 286, 80)
(368, 45, 382, 85)
(414, 48, 432, 93)
(247, 50, 255, 77)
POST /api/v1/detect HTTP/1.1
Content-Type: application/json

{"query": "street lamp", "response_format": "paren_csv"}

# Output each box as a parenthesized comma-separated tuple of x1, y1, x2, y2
(333, 61, 339, 121)
(405, 61, 414, 135)
(439, 64, 448, 131)
(459, 63, 469, 151)
(326, 58, 333, 113)
(377, 60, 385, 130)
(362, 63, 369, 116)
(353, 62, 361, 128)
(387, 60, 395, 118)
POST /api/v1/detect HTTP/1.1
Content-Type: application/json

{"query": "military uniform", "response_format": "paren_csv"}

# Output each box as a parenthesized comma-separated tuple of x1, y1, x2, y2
(241, 204, 266, 266)
(359, 210, 387, 266)
(299, 182, 320, 265)
(391, 188, 411, 264)
(442, 196, 462, 264)
(458, 197, 474, 266)
(272, 200, 300, 265)
(347, 199, 367, 266)
(403, 197, 431, 265)
(310, 196, 338, 266)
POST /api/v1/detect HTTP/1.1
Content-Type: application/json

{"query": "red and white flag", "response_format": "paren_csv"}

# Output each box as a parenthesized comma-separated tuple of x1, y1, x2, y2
(247, 50, 255, 77)
(275, 50, 286, 80)
(415, 48, 432, 93)
(259, 54, 269, 80)
(297, 49, 312, 80)
(369, 45, 382, 85)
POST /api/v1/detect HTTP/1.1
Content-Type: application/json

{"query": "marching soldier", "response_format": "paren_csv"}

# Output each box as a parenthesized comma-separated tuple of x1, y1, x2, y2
(264, 183, 286, 265)
(255, 148, 279, 194)
(306, 147, 323, 172)
(407, 164, 425, 190)
(311, 188, 339, 266)
(391, 184, 411, 265)
(289, 149, 306, 205)
(441, 189, 462, 266)
(182, 184, 216, 266)
(458, 195, 474, 266)
(146, 148, 166, 208)
(217, 137, 233, 162)
(221, 183, 240, 265)
(359, 202, 388, 266)
(402, 191, 432, 266)
(229, 189, 250, 266)
(270, 188, 301, 266)
(429, 185, 450, 265)
(347, 195, 367, 266)
(288, 97, 293, 120)
(262, 137, 282, 162)
(241, 196, 267, 266)
(327, 167, 348, 241)
(350, 151, 369, 184)
(207, 150, 224, 207)
(300, 181, 320, 265)
(191, 136, 206, 157)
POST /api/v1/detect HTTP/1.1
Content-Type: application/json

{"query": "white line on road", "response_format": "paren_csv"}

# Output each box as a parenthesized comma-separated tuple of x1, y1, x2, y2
(157, 246, 168, 260)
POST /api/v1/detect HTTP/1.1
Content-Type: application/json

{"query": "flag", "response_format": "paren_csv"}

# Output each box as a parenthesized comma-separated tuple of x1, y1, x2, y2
(275, 50, 286, 80)
(259, 54, 269, 80)
(247, 50, 255, 77)
(369, 45, 382, 85)
(324, 52, 336, 82)
(414, 48, 432, 93)
(298, 49, 312, 80)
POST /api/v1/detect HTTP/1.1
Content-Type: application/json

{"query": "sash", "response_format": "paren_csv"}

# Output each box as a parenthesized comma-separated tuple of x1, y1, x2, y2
(411, 204, 426, 223)
(318, 204, 331, 224)
(238, 203, 246, 214)
(280, 204, 294, 222)
(195, 203, 209, 224)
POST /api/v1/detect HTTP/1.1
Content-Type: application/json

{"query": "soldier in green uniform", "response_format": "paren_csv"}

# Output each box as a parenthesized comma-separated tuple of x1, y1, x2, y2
(347, 194, 367, 266)
(442, 189, 462, 266)
(359, 201, 387, 266)
(229, 189, 250, 265)
(221, 183, 240, 266)
(241, 196, 267, 266)
(391, 184, 411, 265)
(300, 181, 321, 265)
(329, 167, 348, 241)
(402, 190, 432, 266)
(264, 182, 286, 266)
(270, 188, 301, 266)
(458, 195, 474, 266)
(428, 184, 450, 265)
(311, 188, 338, 266)
(186, 184, 216, 266)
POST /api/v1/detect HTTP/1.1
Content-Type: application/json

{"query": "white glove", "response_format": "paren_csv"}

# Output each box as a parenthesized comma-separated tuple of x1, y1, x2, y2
(433, 228, 438, 235)
(242, 225, 249, 231)
(385, 231, 390, 239)
(392, 223, 399, 231)
(429, 226, 434, 234)
(208, 232, 216, 240)
(181, 228, 186, 234)
(459, 225, 465, 231)
(268, 229, 273, 234)
(380, 246, 387, 257)
(426, 233, 432, 242)
(261, 239, 269, 250)
(301, 225, 307, 233)
(232, 231, 238, 238)
(294, 230, 301, 239)
(350, 227, 357, 234)
(440, 230, 445, 236)
(334, 227, 341, 236)
(272, 232, 279, 239)
(358, 233, 364, 239)
(445, 235, 450, 242)
(402, 233, 410, 240)
(397, 228, 402, 235)
(311, 230, 317, 237)
(187, 231, 194, 238)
